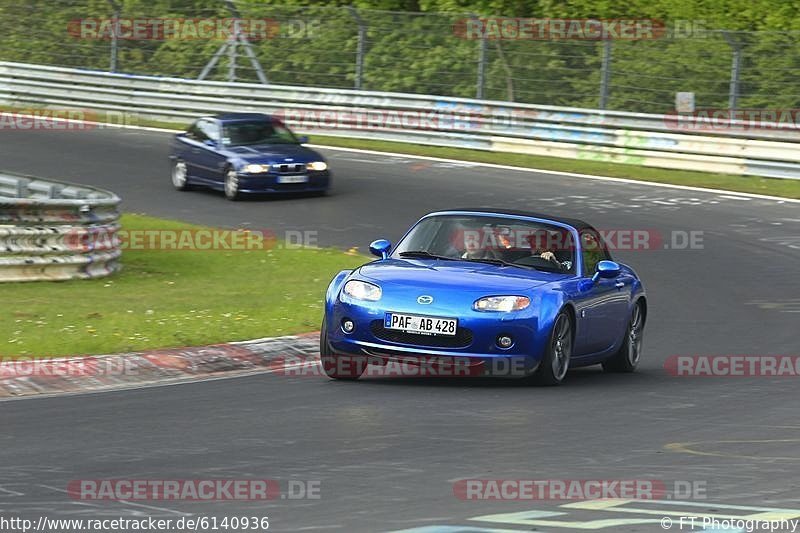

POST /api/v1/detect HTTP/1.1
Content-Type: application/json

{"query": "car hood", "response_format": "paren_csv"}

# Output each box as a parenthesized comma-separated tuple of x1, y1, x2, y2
(357, 259, 565, 293)
(223, 144, 321, 163)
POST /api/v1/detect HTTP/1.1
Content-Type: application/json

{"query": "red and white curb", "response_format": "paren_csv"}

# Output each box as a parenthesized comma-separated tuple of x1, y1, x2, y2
(0, 333, 319, 400)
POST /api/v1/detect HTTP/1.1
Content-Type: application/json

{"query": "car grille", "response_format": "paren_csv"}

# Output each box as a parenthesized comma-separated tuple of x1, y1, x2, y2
(273, 163, 306, 174)
(370, 320, 473, 348)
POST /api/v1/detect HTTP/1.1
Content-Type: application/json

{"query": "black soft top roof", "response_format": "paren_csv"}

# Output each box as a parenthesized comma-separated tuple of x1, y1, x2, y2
(213, 112, 273, 122)
(437, 208, 595, 232)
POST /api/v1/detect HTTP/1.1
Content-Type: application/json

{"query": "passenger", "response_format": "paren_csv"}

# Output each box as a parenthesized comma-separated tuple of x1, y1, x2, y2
(461, 225, 501, 259)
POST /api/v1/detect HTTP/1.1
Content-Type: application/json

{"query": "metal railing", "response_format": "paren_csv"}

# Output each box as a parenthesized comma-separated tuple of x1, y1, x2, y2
(0, 171, 121, 282)
(1, 61, 799, 180)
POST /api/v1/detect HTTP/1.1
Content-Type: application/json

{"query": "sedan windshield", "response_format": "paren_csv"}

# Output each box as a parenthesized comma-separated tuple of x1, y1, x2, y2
(393, 214, 578, 273)
(222, 120, 298, 146)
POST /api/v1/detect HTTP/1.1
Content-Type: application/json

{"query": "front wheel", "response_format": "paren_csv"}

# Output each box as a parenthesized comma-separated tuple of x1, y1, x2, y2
(171, 160, 190, 191)
(224, 168, 241, 201)
(320, 320, 365, 380)
(534, 311, 572, 385)
(603, 301, 644, 373)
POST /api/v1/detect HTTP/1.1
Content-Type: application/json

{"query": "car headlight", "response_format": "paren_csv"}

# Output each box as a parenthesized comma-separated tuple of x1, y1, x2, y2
(343, 280, 382, 301)
(243, 164, 269, 173)
(306, 161, 328, 171)
(474, 296, 530, 312)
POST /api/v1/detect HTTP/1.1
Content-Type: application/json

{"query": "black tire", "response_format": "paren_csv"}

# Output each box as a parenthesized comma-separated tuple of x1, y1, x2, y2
(171, 159, 190, 191)
(603, 301, 645, 373)
(320, 320, 365, 380)
(223, 167, 241, 201)
(533, 311, 572, 385)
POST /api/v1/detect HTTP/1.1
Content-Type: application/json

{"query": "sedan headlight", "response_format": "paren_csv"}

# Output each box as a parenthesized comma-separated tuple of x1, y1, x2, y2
(343, 280, 382, 301)
(474, 296, 530, 312)
(243, 164, 269, 174)
(306, 161, 328, 171)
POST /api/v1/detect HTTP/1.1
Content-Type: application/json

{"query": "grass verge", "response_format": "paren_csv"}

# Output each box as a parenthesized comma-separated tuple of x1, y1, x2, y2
(2, 214, 364, 358)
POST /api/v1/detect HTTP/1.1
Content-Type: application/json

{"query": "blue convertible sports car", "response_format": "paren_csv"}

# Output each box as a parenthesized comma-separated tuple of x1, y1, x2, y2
(169, 113, 330, 200)
(322, 209, 647, 384)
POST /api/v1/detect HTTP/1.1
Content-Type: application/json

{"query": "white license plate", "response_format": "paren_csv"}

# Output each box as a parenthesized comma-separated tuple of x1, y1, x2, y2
(384, 313, 457, 336)
(277, 175, 309, 184)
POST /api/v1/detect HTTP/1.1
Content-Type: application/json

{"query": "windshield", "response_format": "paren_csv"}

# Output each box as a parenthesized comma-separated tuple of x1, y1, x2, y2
(393, 214, 577, 273)
(222, 120, 299, 146)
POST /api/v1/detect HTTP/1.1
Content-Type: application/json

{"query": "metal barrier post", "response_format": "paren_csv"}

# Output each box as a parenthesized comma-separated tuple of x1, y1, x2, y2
(599, 40, 612, 110)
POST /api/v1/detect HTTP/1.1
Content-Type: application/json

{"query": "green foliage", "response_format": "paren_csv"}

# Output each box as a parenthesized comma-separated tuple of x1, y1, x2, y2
(0, 0, 797, 111)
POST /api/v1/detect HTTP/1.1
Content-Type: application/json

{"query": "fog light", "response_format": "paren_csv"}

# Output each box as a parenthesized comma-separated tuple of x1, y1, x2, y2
(497, 335, 513, 349)
(342, 319, 355, 333)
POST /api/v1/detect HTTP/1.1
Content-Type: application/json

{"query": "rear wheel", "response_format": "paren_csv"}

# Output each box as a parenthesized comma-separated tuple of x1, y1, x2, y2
(534, 311, 572, 385)
(224, 168, 241, 201)
(320, 320, 365, 380)
(171, 160, 190, 191)
(603, 301, 644, 373)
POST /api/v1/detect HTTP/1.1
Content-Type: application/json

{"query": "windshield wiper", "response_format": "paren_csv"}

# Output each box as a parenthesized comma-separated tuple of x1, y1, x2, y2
(462, 257, 537, 270)
(398, 251, 456, 261)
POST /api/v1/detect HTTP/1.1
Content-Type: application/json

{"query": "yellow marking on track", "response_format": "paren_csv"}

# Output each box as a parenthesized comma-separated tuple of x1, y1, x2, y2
(470, 510, 661, 530)
(665, 439, 800, 461)
(560, 499, 632, 510)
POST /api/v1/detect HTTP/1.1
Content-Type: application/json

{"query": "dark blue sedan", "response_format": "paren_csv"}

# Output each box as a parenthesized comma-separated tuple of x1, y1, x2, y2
(169, 113, 331, 200)
(322, 209, 647, 385)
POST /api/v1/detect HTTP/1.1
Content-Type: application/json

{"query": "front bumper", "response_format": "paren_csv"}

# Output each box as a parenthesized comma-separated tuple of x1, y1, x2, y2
(236, 170, 330, 193)
(326, 300, 545, 378)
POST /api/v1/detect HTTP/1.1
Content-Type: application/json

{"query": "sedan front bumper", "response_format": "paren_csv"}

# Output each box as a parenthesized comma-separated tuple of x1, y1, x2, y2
(237, 171, 330, 193)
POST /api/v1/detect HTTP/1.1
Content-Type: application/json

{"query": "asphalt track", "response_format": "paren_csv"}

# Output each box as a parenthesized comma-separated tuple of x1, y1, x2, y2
(1, 127, 799, 532)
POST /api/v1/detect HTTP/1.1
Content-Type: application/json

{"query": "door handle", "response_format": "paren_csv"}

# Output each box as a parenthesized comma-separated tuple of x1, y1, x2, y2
(192, 148, 200, 154)
(615, 281, 624, 289)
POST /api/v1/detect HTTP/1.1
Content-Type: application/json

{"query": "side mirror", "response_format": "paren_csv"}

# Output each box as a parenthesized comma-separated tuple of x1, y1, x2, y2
(297, 135, 309, 144)
(591, 260, 621, 282)
(369, 239, 391, 259)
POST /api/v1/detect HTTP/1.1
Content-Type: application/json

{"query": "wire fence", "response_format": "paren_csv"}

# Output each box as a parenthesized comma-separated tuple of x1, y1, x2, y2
(1, 1, 799, 114)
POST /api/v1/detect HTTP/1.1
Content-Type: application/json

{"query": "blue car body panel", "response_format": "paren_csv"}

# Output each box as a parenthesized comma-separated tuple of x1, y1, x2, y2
(323, 209, 646, 377)
(169, 113, 330, 194)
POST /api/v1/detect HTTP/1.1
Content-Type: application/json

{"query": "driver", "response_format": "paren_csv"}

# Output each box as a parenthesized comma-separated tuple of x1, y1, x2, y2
(533, 246, 560, 266)
(527, 231, 571, 270)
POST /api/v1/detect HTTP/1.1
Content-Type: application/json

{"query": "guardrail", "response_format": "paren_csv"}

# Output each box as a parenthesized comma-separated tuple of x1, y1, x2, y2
(1, 61, 800, 180)
(0, 172, 121, 282)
